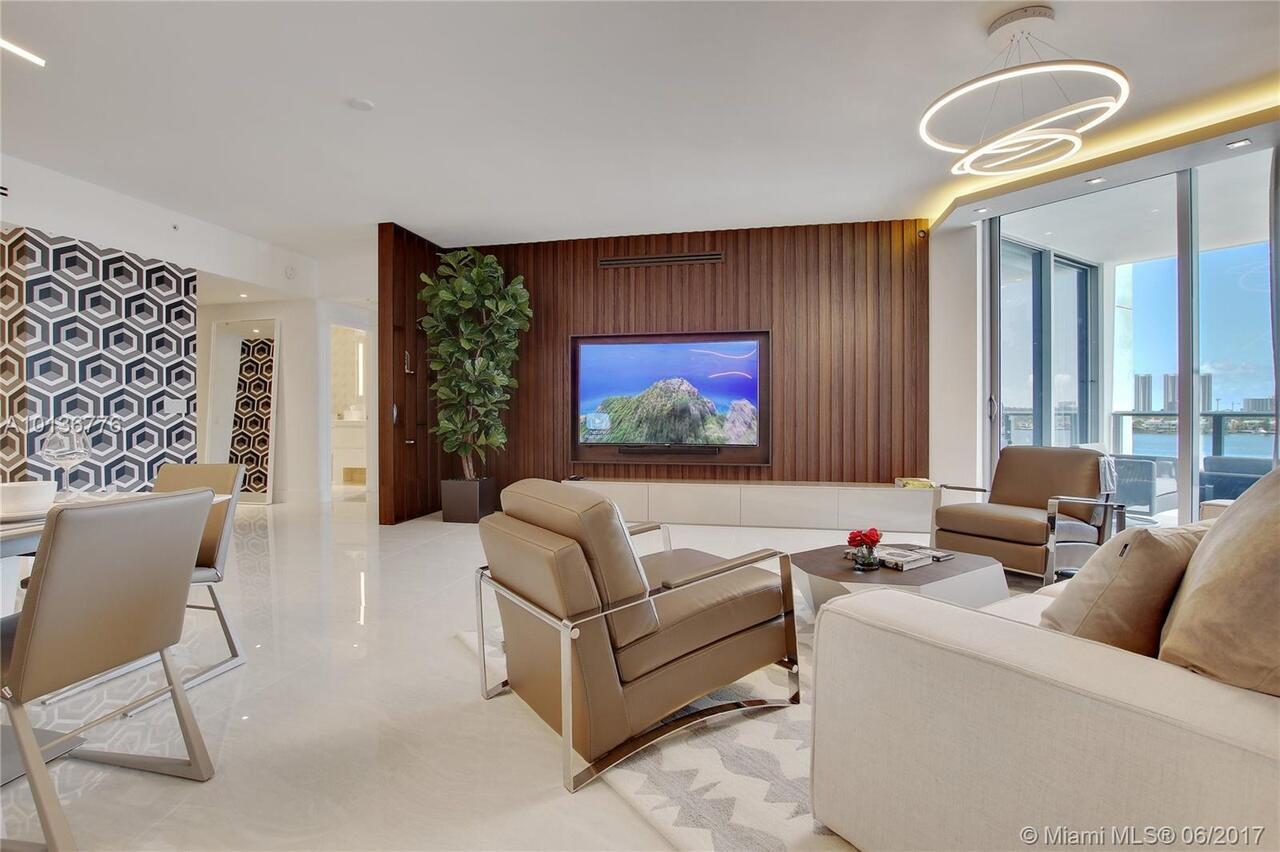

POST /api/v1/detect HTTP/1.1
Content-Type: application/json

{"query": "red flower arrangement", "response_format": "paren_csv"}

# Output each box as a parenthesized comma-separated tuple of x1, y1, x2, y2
(847, 528, 882, 548)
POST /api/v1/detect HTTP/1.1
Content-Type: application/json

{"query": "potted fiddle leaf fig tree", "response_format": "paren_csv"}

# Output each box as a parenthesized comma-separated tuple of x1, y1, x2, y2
(418, 248, 532, 522)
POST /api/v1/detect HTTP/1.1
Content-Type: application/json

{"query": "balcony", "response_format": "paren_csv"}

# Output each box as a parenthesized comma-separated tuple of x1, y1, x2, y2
(1001, 409, 1276, 521)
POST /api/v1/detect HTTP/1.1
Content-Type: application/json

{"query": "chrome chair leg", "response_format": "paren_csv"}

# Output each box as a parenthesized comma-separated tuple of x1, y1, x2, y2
(126, 585, 244, 717)
(476, 567, 510, 700)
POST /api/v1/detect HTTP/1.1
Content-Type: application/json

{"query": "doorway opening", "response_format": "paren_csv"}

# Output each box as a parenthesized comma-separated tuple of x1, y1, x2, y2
(330, 325, 370, 502)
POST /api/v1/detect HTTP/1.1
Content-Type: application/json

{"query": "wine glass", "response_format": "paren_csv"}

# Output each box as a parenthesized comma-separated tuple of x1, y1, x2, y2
(39, 422, 91, 499)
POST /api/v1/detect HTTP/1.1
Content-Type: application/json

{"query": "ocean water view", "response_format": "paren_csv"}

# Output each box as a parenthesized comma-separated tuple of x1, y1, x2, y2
(1009, 429, 1276, 458)
(1131, 432, 1275, 458)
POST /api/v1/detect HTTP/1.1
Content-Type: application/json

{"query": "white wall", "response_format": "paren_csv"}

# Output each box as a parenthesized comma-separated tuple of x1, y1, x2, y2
(3, 155, 382, 506)
(197, 299, 323, 503)
(928, 224, 987, 493)
(1, 155, 319, 295)
(316, 238, 378, 305)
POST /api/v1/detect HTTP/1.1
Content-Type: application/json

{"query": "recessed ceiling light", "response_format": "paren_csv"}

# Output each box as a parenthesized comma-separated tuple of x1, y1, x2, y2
(974, 207, 989, 214)
(1150, 208, 1160, 214)
(252, 328, 261, 334)
(1085, 177, 1107, 185)
(1225, 138, 1252, 149)
(1043, 231, 1053, 236)
(347, 97, 376, 112)
(239, 293, 248, 298)
(0, 38, 46, 67)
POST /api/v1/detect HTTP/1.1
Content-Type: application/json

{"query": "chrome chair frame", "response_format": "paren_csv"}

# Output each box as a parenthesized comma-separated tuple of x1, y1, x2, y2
(475, 529, 800, 793)
(936, 484, 1126, 585)
(1046, 495, 1127, 585)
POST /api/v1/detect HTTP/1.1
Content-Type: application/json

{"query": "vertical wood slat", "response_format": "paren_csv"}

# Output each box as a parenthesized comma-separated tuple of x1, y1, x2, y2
(452, 219, 930, 490)
(377, 222, 442, 524)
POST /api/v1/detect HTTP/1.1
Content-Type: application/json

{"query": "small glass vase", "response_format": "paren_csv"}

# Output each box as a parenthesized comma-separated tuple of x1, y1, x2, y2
(851, 545, 879, 571)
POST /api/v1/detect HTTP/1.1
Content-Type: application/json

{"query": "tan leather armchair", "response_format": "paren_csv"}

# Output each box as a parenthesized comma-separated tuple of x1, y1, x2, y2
(934, 446, 1125, 585)
(476, 479, 799, 792)
(1, 490, 217, 851)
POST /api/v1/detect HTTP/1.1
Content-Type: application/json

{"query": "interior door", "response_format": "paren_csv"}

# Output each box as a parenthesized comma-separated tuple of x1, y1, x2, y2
(377, 222, 443, 524)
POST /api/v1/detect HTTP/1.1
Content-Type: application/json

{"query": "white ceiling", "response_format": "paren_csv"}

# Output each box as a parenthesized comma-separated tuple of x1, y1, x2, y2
(1001, 147, 1272, 264)
(216, 318, 278, 341)
(196, 272, 293, 305)
(2, 1, 1277, 257)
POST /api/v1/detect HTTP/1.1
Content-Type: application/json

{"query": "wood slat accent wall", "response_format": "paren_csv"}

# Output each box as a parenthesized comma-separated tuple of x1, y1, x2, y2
(474, 220, 929, 486)
(377, 222, 443, 523)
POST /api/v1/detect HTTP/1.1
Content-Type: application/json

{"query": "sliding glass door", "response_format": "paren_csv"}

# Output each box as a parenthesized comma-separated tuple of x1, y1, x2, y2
(1050, 258, 1092, 446)
(1194, 150, 1276, 502)
(998, 241, 1037, 447)
(990, 150, 1277, 524)
(1108, 174, 1181, 522)
(996, 239, 1097, 450)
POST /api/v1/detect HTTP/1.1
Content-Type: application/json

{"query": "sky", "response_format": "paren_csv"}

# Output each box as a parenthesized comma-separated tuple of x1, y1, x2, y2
(1128, 240, 1274, 410)
(1000, 239, 1274, 412)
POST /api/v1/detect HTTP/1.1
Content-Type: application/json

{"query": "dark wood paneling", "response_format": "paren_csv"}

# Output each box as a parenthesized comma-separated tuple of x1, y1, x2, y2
(377, 222, 442, 524)
(471, 220, 929, 487)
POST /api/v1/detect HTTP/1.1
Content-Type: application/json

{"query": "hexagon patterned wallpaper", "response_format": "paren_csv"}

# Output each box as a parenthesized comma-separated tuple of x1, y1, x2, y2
(229, 338, 274, 494)
(0, 227, 198, 487)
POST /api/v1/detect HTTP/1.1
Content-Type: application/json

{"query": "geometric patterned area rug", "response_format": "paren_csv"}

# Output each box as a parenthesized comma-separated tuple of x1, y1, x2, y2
(458, 598, 852, 852)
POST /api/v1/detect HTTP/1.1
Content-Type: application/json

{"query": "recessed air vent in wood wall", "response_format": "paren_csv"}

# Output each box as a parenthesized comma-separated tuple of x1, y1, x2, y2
(597, 251, 723, 269)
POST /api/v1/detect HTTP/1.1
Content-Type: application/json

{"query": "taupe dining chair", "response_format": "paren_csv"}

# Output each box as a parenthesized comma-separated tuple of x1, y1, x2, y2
(476, 479, 799, 792)
(42, 464, 246, 714)
(1, 490, 217, 851)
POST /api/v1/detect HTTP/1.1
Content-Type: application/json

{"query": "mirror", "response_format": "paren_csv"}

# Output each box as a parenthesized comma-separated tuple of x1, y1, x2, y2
(205, 319, 279, 504)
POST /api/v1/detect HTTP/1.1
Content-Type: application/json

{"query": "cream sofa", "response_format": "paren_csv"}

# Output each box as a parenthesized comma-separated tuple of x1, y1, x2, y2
(811, 584, 1280, 851)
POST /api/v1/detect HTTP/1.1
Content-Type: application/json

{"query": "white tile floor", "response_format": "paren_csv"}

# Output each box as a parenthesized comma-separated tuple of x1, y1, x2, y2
(0, 501, 915, 850)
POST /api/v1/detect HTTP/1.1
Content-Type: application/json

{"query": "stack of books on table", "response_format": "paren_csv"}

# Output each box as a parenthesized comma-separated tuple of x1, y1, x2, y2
(875, 546, 933, 571)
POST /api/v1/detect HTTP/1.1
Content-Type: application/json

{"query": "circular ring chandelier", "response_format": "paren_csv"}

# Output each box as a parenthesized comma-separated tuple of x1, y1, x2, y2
(919, 7, 1130, 177)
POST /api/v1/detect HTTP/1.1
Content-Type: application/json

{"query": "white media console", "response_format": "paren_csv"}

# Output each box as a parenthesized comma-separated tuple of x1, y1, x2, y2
(562, 478, 941, 534)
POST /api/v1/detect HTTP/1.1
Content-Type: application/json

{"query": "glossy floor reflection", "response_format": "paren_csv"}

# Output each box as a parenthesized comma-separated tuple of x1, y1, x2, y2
(0, 503, 924, 850)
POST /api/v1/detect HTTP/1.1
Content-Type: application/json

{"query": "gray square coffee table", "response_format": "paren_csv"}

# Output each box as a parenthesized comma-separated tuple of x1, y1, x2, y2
(791, 545, 1009, 611)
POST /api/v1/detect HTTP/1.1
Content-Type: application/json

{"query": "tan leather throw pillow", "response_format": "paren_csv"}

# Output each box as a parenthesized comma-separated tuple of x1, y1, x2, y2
(1159, 468, 1280, 696)
(1040, 522, 1211, 656)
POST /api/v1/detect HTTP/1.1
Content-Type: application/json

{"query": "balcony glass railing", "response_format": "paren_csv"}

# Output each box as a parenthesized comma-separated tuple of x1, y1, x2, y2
(1108, 411, 1278, 461)
(1000, 410, 1275, 519)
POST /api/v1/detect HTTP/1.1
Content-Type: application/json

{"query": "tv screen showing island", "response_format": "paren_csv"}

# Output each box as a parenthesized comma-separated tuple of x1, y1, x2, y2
(576, 334, 763, 446)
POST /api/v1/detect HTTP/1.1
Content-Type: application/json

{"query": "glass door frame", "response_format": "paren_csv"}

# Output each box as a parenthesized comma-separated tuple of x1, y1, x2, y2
(987, 151, 1279, 523)
(988, 231, 1101, 457)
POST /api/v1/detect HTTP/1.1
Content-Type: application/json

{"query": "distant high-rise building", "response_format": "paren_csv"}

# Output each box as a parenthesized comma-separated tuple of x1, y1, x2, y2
(1161, 373, 1215, 411)
(1243, 396, 1276, 414)
(1133, 374, 1153, 412)
(1162, 374, 1178, 412)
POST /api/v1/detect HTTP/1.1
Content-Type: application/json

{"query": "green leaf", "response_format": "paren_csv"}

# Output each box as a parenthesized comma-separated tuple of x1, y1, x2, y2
(416, 246, 532, 469)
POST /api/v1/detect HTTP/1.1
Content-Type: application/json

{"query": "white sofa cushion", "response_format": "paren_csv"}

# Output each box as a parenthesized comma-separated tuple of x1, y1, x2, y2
(811, 589, 1280, 851)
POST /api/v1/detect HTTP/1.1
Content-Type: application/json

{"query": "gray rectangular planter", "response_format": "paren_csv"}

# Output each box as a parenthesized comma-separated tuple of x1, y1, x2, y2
(441, 477, 497, 523)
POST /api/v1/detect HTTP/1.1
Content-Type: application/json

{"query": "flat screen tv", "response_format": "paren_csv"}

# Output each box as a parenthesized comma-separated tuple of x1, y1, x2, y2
(571, 331, 770, 466)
